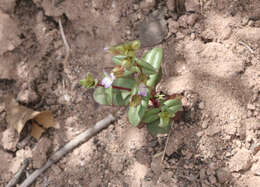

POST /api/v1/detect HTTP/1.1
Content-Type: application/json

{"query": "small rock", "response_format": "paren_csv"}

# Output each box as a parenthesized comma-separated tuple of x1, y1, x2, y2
(151, 156, 162, 174)
(168, 19, 179, 34)
(0, 149, 13, 180)
(216, 168, 231, 184)
(185, 0, 200, 12)
(166, 131, 184, 155)
(178, 15, 189, 28)
(0, 10, 21, 55)
(221, 27, 232, 40)
(248, 20, 255, 27)
(32, 137, 52, 168)
(251, 161, 260, 176)
(191, 33, 196, 40)
(135, 149, 151, 167)
(198, 101, 205, 109)
(206, 168, 215, 176)
(247, 103, 256, 110)
(176, 32, 185, 40)
(244, 118, 260, 131)
(140, 0, 155, 9)
(136, 16, 168, 47)
(0, 0, 16, 12)
(167, 0, 175, 11)
(111, 156, 124, 172)
(208, 175, 217, 184)
(224, 123, 238, 136)
(206, 126, 220, 136)
(196, 131, 204, 137)
(229, 148, 252, 172)
(186, 14, 199, 26)
(133, 3, 139, 10)
(1, 128, 18, 151)
(201, 121, 208, 129)
(241, 17, 249, 26)
(200, 168, 206, 179)
(17, 88, 40, 105)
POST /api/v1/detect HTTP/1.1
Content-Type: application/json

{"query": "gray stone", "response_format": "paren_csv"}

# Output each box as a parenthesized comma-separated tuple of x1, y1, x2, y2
(229, 148, 252, 172)
(216, 168, 232, 184)
(136, 15, 168, 47)
(185, 0, 200, 12)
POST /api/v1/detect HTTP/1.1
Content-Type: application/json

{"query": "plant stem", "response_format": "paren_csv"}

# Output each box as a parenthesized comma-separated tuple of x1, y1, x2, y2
(97, 83, 131, 91)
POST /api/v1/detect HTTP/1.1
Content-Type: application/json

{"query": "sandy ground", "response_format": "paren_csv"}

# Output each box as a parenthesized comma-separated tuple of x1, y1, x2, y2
(1, 0, 260, 186)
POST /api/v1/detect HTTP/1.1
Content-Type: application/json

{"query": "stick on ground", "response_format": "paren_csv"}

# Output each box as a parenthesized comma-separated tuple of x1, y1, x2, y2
(20, 114, 116, 187)
(58, 18, 70, 64)
(7, 159, 30, 187)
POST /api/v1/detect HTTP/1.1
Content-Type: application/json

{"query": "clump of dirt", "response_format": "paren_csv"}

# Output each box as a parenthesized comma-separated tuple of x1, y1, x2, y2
(1, 0, 260, 186)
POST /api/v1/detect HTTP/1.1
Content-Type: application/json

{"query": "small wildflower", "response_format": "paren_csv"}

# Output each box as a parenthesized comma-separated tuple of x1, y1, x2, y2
(101, 71, 115, 88)
(138, 83, 147, 97)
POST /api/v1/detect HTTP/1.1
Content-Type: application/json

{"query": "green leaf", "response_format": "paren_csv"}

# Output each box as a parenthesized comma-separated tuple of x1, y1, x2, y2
(93, 87, 111, 105)
(113, 78, 136, 89)
(112, 55, 127, 65)
(164, 99, 182, 107)
(80, 73, 98, 88)
(142, 108, 160, 123)
(105, 87, 113, 104)
(143, 48, 163, 87)
(168, 104, 182, 115)
(147, 119, 170, 136)
(136, 59, 157, 74)
(159, 110, 172, 127)
(128, 98, 148, 127)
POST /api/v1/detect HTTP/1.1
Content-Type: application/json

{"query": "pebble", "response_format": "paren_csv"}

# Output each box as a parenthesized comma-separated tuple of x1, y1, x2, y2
(247, 103, 256, 110)
(208, 175, 217, 184)
(17, 88, 40, 105)
(185, 0, 200, 12)
(201, 121, 208, 129)
(1, 128, 18, 151)
(229, 148, 252, 172)
(140, 0, 155, 9)
(166, 0, 175, 11)
(191, 33, 196, 40)
(216, 168, 232, 184)
(200, 168, 206, 179)
(136, 15, 168, 47)
(221, 27, 232, 40)
(168, 19, 179, 34)
(198, 101, 205, 109)
(241, 17, 249, 26)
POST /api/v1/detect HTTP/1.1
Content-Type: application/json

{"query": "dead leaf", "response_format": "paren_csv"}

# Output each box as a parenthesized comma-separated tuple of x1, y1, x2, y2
(5, 95, 58, 139)
(31, 122, 45, 140)
(34, 111, 58, 129)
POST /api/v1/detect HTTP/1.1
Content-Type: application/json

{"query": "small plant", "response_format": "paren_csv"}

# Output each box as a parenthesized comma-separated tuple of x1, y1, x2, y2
(80, 40, 182, 136)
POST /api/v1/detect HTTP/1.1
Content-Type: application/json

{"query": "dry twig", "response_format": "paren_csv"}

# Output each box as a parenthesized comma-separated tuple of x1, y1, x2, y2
(58, 18, 70, 65)
(7, 159, 30, 187)
(160, 127, 172, 165)
(239, 41, 254, 54)
(20, 114, 116, 187)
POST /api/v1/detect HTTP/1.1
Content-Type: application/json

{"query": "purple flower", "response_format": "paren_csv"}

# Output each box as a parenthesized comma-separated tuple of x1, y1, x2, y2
(101, 71, 115, 88)
(138, 83, 147, 97)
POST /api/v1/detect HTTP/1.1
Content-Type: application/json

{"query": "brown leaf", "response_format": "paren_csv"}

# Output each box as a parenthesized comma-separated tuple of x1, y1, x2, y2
(34, 111, 58, 129)
(31, 122, 45, 140)
(5, 95, 40, 134)
(5, 95, 58, 139)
